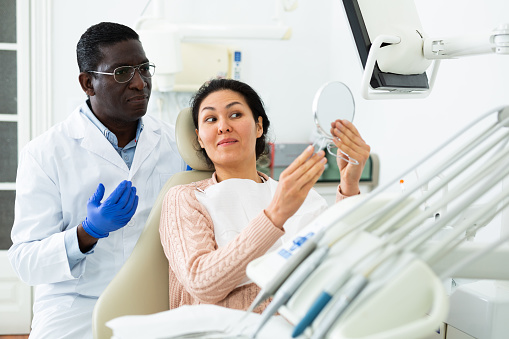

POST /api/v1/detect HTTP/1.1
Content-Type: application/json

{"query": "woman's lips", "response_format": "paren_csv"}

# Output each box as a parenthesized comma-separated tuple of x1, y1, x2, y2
(217, 138, 238, 146)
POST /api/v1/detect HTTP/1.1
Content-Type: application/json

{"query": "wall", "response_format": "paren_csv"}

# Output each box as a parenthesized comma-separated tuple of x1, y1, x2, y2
(51, 0, 333, 134)
(50, 0, 509, 241)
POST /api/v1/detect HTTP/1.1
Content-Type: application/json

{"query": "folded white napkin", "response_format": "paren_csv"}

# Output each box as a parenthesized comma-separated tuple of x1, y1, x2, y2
(106, 304, 295, 339)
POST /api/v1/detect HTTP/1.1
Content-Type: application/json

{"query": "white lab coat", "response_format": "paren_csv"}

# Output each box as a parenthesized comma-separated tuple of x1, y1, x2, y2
(8, 102, 187, 339)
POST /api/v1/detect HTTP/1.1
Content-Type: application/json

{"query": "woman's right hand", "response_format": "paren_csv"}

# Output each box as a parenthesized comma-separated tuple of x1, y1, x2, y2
(264, 145, 327, 229)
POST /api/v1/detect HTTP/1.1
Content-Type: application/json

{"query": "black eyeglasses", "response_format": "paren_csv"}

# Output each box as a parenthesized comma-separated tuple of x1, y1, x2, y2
(87, 62, 156, 83)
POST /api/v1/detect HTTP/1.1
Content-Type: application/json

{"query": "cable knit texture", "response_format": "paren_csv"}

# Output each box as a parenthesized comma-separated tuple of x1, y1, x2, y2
(159, 174, 350, 313)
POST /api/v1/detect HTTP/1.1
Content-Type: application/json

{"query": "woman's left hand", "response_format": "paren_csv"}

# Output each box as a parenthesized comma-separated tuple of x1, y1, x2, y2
(330, 119, 370, 196)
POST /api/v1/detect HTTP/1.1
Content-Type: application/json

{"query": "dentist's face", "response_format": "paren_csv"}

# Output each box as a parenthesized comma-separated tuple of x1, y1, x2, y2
(196, 90, 263, 169)
(85, 39, 151, 127)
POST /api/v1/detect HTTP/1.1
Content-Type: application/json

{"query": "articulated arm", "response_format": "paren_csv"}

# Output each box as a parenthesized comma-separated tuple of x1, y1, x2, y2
(423, 24, 509, 59)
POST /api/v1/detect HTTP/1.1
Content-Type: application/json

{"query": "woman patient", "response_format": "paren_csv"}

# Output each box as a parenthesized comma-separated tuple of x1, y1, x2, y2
(160, 79, 370, 313)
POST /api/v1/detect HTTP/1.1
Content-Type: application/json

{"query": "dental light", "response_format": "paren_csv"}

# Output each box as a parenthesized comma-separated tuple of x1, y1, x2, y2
(341, 0, 509, 99)
(134, 0, 294, 92)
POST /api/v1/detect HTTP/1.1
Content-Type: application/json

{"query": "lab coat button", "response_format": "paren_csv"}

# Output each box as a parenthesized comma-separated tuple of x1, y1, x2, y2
(127, 219, 135, 227)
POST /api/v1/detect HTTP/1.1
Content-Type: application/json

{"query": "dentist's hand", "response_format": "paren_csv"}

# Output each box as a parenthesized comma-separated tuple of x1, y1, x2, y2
(330, 119, 370, 196)
(82, 180, 139, 239)
(264, 146, 326, 229)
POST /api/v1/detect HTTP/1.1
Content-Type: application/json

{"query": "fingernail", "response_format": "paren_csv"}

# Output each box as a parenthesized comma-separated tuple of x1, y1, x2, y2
(306, 145, 313, 152)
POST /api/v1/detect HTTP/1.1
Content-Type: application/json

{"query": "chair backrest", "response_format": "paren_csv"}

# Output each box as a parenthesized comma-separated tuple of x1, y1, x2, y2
(92, 108, 214, 339)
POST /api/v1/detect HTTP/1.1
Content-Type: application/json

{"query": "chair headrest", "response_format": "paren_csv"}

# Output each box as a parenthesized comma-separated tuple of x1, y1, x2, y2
(175, 108, 214, 171)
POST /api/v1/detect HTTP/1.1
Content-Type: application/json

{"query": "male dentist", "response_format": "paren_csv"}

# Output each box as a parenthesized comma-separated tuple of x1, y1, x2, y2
(9, 22, 186, 338)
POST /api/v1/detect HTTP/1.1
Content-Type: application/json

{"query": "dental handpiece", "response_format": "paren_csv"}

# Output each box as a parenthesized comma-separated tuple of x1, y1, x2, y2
(249, 245, 330, 339)
(310, 274, 368, 339)
(292, 240, 387, 338)
(246, 228, 326, 314)
(291, 270, 352, 337)
(246, 232, 322, 314)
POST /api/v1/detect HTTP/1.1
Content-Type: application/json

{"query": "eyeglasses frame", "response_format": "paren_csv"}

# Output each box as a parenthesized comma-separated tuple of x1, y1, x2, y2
(87, 62, 156, 84)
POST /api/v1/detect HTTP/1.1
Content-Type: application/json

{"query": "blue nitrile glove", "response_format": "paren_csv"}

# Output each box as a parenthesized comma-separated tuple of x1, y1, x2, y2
(82, 180, 139, 238)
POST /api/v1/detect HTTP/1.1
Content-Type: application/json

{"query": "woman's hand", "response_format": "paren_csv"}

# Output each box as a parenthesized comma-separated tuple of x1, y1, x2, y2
(264, 146, 326, 229)
(330, 119, 370, 196)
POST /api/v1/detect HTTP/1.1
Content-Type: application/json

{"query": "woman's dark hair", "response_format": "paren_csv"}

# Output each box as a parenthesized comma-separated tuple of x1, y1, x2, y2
(76, 22, 140, 73)
(190, 79, 271, 166)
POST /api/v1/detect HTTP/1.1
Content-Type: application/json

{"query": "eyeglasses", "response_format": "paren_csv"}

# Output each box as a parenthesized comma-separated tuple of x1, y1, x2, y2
(87, 62, 156, 83)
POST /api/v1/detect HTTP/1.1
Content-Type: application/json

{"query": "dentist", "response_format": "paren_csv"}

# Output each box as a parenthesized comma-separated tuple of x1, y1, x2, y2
(9, 22, 186, 338)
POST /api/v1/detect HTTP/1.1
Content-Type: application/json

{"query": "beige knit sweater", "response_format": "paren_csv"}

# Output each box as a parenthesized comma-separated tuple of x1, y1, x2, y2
(159, 173, 347, 313)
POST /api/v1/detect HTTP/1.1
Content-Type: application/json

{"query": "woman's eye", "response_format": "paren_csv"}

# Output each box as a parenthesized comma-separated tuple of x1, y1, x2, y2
(231, 112, 241, 118)
(205, 117, 216, 123)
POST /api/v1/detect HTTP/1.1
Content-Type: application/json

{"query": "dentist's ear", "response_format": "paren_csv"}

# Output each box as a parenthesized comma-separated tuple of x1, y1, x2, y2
(195, 129, 204, 148)
(79, 72, 95, 97)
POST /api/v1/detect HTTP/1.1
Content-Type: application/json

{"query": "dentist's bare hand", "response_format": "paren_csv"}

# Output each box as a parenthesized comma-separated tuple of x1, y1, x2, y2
(264, 146, 326, 229)
(330, 119, 370, 196)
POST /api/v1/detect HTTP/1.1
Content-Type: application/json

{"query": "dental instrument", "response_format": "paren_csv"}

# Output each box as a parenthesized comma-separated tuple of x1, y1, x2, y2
(309, 273, 369, 339)
(436, 200, 509, 282)
(291, 241, 381, 337)
(249, 245, 330, 339)
(245, 106, 509, 339)
(246, 229, 325, 314)
(188, 229, 327, 339)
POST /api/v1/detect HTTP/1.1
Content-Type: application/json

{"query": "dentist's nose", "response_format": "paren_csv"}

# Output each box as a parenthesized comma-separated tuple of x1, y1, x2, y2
(129, 69, 147, 90)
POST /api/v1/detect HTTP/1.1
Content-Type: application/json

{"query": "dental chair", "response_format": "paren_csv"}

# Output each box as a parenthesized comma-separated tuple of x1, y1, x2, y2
(92, 108, 214, 339)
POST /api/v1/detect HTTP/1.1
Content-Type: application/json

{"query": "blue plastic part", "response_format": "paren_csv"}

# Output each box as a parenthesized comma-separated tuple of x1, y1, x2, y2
(292, 291, 333, 337)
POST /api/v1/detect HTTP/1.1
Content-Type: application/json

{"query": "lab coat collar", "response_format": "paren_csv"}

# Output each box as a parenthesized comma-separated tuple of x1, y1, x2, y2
(64, 105, 127, 171)
(65, 102, 161, 175)
(80, 100, 145, 150)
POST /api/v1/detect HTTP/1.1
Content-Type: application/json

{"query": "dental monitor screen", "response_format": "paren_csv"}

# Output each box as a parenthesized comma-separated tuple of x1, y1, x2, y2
(342, 0, 430, 91)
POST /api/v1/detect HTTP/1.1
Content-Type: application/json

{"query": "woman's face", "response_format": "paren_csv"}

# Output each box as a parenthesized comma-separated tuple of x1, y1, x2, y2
(196, 89, 263, 170)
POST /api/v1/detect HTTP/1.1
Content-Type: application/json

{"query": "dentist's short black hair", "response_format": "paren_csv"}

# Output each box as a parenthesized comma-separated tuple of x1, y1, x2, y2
(190, 79, 271, 166)
(76, 22, 140, 73)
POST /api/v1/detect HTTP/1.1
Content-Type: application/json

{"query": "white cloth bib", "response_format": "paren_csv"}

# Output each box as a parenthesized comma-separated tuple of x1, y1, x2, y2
(195, 176, 328, 285)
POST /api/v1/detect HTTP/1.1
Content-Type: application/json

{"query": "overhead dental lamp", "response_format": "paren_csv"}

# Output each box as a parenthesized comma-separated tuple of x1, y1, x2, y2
(134, 0, 294, 92)
(341, 0, 509, 99)
(136, 26, 182, 92)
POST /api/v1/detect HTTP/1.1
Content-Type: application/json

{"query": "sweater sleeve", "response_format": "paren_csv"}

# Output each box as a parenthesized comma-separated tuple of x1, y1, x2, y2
(335, 185, 360, 203)
(160, 184, 284, 304)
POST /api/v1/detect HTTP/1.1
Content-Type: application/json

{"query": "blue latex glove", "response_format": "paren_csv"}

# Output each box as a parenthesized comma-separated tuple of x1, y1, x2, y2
(82, 180, 139, 238)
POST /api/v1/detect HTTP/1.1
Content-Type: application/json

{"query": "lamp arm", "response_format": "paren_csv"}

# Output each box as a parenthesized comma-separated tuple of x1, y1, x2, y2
(423, 23, 509, 59)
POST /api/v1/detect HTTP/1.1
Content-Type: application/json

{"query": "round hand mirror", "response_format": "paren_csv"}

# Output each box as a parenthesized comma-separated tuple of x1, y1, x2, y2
(312, 81, 358, 165)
